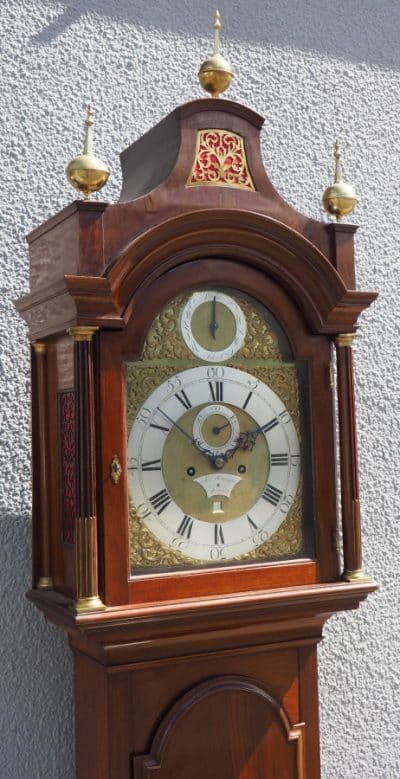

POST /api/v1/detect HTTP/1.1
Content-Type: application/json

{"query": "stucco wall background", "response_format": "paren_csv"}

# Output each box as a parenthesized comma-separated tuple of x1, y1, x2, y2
(1, 1, 399, 776)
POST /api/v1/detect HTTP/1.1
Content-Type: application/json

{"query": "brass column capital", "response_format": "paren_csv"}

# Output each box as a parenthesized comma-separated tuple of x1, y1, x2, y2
(335, 333, 357, 347)
(69, 326, 99, 342)
(33, 341, 46, 354)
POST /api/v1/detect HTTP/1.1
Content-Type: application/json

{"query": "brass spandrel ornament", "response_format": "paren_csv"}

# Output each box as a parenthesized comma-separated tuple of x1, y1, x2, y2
(322, 140, 357, 221)
(65, 104, 110, 200)
(198, 10, 233, 97)
(140, 292, 283, 363)
(129, 488, 303, 570)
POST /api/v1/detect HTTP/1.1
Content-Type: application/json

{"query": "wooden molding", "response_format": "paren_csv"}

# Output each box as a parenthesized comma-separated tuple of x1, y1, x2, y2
(107, 210, 376, 334)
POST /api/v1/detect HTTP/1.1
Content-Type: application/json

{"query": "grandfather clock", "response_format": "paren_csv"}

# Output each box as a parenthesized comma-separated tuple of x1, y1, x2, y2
(16, 29, 377, 777)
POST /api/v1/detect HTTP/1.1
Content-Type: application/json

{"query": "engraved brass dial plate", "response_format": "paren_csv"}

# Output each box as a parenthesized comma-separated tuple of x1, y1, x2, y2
(125, 290, 312, 573)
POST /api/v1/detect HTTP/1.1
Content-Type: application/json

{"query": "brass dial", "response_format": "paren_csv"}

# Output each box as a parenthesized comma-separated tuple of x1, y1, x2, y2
(127, 366, 300, 562)
(181, 291, 246, 362)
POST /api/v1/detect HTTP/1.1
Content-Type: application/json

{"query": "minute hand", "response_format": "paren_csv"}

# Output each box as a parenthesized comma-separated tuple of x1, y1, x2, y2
(158, 408, 197, 445)
(209, 295, 219, 339)
(157, 408, 228, 468)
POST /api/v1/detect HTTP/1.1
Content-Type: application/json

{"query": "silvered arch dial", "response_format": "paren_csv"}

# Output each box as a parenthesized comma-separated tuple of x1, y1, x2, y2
(127, 365, 300, 562)
(180, 290, 246, 361)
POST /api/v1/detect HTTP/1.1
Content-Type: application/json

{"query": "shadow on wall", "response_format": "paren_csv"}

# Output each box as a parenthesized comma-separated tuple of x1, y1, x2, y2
(0, 514, 74, 779)
(32, 0, 400, 70)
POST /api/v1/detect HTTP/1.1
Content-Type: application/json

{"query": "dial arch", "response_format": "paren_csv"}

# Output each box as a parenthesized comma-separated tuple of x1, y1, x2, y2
(106, 208, 376, 334)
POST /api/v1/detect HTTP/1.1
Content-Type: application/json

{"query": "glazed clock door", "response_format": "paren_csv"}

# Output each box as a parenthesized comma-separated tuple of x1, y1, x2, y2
(124, 284, 316, 582)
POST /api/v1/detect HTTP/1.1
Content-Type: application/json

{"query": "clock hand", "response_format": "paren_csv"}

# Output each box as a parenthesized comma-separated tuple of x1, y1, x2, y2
(224, 427, 262, 460)
(212, 420, 232, 434)
(157, 408, 196, 445)
(157, 408, 227, 468)
(209, 295, 219, 339)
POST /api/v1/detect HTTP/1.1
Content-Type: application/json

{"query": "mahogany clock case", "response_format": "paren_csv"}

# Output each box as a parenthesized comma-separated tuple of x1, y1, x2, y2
(16, 99, 378, 779)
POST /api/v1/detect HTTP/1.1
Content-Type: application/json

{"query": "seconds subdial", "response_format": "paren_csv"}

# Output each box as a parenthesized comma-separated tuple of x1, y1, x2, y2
(193, 404, 240, 458)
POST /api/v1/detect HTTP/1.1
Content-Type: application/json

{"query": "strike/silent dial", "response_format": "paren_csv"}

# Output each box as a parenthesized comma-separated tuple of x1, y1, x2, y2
(181, 291, 246, 362)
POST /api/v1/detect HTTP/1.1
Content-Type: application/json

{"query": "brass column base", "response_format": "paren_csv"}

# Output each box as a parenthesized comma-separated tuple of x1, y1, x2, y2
(342, 568, 374, 584)
(37, 576, 54, 590)
(72, 595, 106, 614)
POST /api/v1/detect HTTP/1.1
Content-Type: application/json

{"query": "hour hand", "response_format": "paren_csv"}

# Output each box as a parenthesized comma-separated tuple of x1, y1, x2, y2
(209, 295, 219, 339)
(225, 428, 260, 459)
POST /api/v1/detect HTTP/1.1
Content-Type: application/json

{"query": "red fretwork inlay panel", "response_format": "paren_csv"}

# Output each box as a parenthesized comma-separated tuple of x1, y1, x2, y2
(187, 130, 255, 191)
(59, 390, 76, 545)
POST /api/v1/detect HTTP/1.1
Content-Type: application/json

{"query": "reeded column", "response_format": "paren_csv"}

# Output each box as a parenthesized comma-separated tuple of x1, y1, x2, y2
(69, 326, 105, 612)
(33, 341, 53, 590)
(335, 333, 371, 582)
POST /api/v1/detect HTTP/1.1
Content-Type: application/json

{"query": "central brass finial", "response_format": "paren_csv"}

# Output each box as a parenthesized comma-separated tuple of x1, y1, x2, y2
(322, 140, 357, 221)
(213, 9, 222, 54)
(198, 10, 233, 98)
(65, 104, 110, 200)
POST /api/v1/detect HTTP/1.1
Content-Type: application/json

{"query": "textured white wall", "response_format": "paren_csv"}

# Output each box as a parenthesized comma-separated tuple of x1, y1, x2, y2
(1, 1, 399, 776)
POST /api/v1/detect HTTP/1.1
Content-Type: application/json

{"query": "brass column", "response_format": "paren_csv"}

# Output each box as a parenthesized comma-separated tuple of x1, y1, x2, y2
(69, 326, 105, 612)
(335, 333, 371, 582)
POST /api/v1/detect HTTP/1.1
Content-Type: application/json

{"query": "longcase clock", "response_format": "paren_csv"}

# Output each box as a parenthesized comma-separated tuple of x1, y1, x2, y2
(16, 98, 377, 779)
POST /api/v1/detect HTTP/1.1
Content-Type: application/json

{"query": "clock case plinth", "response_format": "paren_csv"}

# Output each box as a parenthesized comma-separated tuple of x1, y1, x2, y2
(17, 99, 377, 779)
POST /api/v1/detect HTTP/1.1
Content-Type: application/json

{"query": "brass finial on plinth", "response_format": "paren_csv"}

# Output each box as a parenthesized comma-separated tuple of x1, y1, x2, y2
(198, 10, 233, 98)
(322, 140, 357, 221)
(65, 105, 110, 200)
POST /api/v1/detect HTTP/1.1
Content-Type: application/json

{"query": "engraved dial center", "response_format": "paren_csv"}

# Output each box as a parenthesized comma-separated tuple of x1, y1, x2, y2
(161, 400, 270, 524)
(193, 404, 240, 454)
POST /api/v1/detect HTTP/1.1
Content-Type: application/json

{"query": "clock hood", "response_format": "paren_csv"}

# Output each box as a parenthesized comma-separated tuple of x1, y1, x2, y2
(18, 98, 377, 340)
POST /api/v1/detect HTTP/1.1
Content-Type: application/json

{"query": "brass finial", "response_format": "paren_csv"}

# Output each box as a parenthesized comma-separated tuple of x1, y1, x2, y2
(65, 104, 110, 200)
(322, 140, 357, 221)
(198, 10, 233, 98)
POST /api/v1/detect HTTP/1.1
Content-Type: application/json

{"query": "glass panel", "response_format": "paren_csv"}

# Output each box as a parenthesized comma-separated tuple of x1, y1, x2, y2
(125, 289, 314, 575)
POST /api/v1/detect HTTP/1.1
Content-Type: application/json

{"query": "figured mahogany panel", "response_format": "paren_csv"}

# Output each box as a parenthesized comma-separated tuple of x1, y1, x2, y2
(326, 223, 358, 289)
(54, 335, 76, 595)
(58, 389, 76, 545)
(133, 677, 304, 779)
(26, 201, 108, 290)
(74, 651, 110, 779)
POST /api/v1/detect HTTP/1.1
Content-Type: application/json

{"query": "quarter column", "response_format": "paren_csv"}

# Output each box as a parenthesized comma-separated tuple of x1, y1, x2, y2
(69, 326, 105, 613)
(335, 333, 371, 582)
(33, 341, 53, 590)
